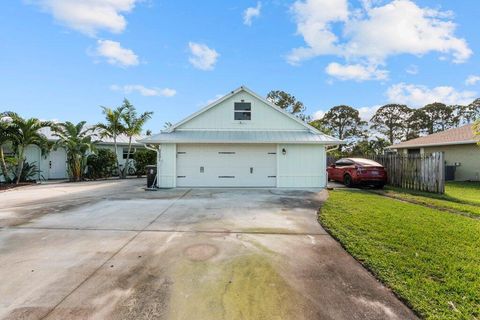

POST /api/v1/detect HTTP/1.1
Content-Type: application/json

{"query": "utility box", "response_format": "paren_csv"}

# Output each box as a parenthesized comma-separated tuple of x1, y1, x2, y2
(146, 165, 157, 188)
(445, 165, 456, 181)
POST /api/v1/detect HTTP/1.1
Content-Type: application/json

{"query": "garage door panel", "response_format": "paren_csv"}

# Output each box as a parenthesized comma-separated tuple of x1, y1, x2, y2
(176, 144, 276, 187)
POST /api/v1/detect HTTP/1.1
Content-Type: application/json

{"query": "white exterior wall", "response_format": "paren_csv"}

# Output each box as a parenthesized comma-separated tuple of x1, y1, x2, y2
(25, 145, 52, 180)
(20, 144, 143, 181)
(177, 92, 307, 131)
(277, 144, 326, 188)
(158, 143, 176, 188)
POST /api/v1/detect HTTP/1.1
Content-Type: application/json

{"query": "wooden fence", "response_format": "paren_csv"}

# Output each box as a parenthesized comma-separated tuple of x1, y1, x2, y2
(328, 152, 445, 194)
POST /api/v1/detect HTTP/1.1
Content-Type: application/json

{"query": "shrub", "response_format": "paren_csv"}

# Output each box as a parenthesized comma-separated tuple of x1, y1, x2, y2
(133, 149, 156, 176)
(12, 160, 43, 182)
(86, 148, 117, 180)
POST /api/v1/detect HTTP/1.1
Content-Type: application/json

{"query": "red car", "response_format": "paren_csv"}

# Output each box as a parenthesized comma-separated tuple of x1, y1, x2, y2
(327, 158, 387, 188)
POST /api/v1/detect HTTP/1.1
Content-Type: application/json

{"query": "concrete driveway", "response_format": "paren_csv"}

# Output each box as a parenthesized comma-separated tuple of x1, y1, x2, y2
(0, 179, 416, 320)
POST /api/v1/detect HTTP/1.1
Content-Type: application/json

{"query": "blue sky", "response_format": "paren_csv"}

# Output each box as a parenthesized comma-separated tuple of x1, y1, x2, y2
(1, 0, 479, 132)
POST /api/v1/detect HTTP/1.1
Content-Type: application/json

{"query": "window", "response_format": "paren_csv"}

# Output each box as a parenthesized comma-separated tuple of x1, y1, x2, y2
(234, 102, 251, 120)
(335, 159, 354, 167)
(123, 148, 136, 159)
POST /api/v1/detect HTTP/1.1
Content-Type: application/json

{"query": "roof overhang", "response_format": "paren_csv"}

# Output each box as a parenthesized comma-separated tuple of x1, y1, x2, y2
(387, 140, 478, 149)
(139, 130, 345, 145)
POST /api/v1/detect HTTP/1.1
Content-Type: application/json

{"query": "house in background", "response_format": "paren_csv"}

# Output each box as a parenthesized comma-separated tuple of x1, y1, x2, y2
(4, 128, 145, 180)
(388, 124, 480, 181)
(141, 86, 343, 188)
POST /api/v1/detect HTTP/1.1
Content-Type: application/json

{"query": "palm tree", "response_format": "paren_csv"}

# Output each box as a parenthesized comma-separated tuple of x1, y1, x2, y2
(53, 121, 95, 182)
(95, 103, 127, 176)
(121, 100, 153, 178)
(0, 114, 15, 182)
(3, 112, 52, 184)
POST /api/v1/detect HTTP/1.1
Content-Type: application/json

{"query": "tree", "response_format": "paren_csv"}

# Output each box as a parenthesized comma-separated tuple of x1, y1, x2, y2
(3, 112, 52, 184)
(95, 103, 128, 176)
(52, 121, 95, 182)
(350, 137, 391, 156)
(413, 103, 459, 134)
(308, 119, 333, 135)
(121, 100, 153, 178)
(133, 149, 157, 176)
(370, 104, 413, 144)
(86, 148, 117, 180)
(474, 119, 480, 146)
(457, 98, 480, 124)
(0, 114, 15, 182)
(317, 105, 367, 151)
(266, 90, 309, 121)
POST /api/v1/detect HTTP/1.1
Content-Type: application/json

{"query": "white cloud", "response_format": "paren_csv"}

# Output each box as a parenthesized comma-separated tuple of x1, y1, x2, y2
(386, 83, 477, 107)
(406, 64, 419, 75)
(188, 42, 219, 71)
(357, 105, 380, 121)
(312, 110, 325, 120)
(29, 0, 138, 36)
(243, 2, 262, 26)
(288, 0, 472, 78)
(95, 40, 139, 67)
(110, 84, 176, 97)
(325, 62, 388, 81)
(288, 0, 348, 65)
(465, 75, 480, 86)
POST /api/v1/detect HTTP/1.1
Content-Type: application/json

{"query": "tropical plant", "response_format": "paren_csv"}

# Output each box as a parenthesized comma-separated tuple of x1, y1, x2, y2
(132, 149, 156, 176)
(12, 160, 44, 182)
(86, 148, 117, 180)
(95, 103, 128, 177)
(121, 100, 153, 178)
(0, 114, 15, 182)
(52, 121, 95, 182)
(3, 112, 52, 184)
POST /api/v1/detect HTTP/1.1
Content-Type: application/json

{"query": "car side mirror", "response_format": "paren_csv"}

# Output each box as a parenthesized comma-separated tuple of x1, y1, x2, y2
(331, 164, 336, 168)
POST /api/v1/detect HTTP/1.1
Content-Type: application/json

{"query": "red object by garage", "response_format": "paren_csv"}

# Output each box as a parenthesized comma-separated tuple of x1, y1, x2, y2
(327, 158, 387, 188)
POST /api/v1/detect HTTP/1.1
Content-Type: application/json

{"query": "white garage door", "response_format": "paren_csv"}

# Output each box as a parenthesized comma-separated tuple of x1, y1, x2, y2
(176, 144, 277, 187)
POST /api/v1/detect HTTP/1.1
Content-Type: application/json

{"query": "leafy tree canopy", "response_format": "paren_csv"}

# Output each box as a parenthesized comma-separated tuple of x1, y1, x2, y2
(267, 90, 309, 121)
(370, 104, 413, 144)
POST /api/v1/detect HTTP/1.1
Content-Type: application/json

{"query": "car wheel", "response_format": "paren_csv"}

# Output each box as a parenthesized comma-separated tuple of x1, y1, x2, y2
(343, 174, 353, 187)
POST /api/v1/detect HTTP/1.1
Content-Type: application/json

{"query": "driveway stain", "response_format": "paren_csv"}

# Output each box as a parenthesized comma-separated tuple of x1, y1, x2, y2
(168, 253, 303, 320)
(184, 244, 219, 261)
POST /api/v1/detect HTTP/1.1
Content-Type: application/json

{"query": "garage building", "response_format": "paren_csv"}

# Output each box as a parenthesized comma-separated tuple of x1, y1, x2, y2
(140, 86, 342, 188)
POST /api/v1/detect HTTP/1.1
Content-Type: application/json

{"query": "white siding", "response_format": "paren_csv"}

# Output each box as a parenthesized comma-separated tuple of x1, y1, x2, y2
(158, 143, 176, 188)
(177, 91, 307, 131)
(25, 145, 52, 180)
(277, 144, 326, 188)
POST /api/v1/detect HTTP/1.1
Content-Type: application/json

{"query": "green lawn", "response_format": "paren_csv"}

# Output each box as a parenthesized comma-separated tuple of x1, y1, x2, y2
(444, 181, 480, 206)
(387, 181, 480, 205)
(319, 189, 480, 320)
